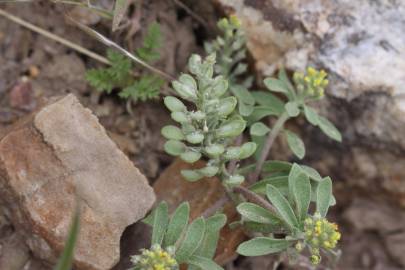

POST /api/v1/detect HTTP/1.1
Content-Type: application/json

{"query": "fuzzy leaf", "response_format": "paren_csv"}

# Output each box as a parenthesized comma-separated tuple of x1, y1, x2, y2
(285, 101, 300, 117)
(317, 115, 342, 142)
(266, 185, 299, 229)
(216, 120, 246, 138)
(285, 130, 305, 159)
(216, 97, 237, 116)
(187, 255, 223, 270)
(175, 217, 206, 263)
(193, 214, 227, 259)
(151, 202, 169, 245)
(237, 237, 292, 256)
(251, 91, 285, 115)
(180, 151, 202, 163)
(289, 164, 311, 221)
(181, 170, 204, 182)
(237, 203, 280, 224)
(164, 140, 186, 156)
(316, 177, 333, 217)
(264, 78, 289, 95)
(301, 165, 323, 182)
(164, 96, 186, 112)
(250, 122, 270, 136)
(161, 125, 184, 140)
(164, 202, 190, 247)
(239, 142, 257, 159)
(303, 105, 319, 126)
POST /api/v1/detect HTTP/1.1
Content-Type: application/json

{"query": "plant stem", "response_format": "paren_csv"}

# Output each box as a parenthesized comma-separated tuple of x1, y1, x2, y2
(233, 186, 277, 214)
(250, 112, 289, 183)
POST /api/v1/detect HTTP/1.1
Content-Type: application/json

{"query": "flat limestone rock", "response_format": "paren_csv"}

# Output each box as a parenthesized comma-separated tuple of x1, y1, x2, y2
(0, 94, 155, 270)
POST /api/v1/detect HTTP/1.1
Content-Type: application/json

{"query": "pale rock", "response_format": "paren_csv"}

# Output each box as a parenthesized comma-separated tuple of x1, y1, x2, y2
(0, 94, 155, 270)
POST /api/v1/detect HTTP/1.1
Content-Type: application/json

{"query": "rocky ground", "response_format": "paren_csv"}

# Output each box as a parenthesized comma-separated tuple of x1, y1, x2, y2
(0, 0, 405, 269)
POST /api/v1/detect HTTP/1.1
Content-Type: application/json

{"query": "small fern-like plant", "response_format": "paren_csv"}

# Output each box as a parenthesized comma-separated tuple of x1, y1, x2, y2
(86, 22, 164, 102)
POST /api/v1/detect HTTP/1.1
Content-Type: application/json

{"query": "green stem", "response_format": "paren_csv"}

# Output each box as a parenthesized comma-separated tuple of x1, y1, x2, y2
(250, 112, 289, 182)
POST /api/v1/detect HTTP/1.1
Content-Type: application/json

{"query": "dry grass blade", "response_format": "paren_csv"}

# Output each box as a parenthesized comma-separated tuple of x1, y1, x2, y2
(70, 17, 175, 81)
(0, 8, 110, 65)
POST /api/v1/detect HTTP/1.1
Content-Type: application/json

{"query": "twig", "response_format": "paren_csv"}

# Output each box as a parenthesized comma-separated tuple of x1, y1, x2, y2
(0, 8, 110, 65)
(202, 195, 228, 218)
(250, 112, 289, 183)
(172, 0, 207, 28)
(233, 186, 277, 214)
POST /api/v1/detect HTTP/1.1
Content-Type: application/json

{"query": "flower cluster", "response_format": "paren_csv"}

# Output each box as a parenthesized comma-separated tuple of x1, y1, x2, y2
(131, 244, 178, 270)
(302, 214, 341, 265)
(293, 67, 329, 98)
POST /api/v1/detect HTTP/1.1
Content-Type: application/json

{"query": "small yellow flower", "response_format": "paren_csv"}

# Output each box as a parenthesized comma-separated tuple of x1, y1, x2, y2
(294, 67, 328, 98)
(310, 254, 321, 265)
(229, 14, 242, 28)
(131, 244, 178, 270)
(303, 214, 341, 265)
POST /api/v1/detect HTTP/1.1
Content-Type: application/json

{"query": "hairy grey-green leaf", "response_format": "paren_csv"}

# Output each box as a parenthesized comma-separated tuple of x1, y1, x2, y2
(186, 131, 204, 144)
(180, 151, 201, 163)
(161, 125, 185, 140)
(164, 202, 190, 247)
(198, 166, 219, 177)
(205, 144, 225, 157)
(193, 214, 227, 259)
(317, 115, 342, 142)
(285, 101, 300, 117)
(316, 177, 333, 217)
(164, 140, 186, 156)
(285, 130, 305, 159)
(164, 96, 186, 112)
(216, 97, 237, 116)
(181, 170, 204, 182)
(171, 112, 189, 123)
(303, 105, 319, 126)
(239, 142, 257, 159)
(251, 91, 285, 115)
(250, 122, 271, 136)
(266, 185, 299, 229)
(237, 202, 280, 224)
(224, 146, 242, 160)
(301, 165, 323, 182)
(187, 255, 223, 270)
(212, 76, 229, 97)
(216, 120, 246, 138)
(151, 202, 169, 245)
(188, 54, 202, 75)
(289, 165, 311, 222)
(172, 79, 197, 101)
(237, 237, 292, 256)
(175, 217, 206, 263)
(264, 78, 289, 95)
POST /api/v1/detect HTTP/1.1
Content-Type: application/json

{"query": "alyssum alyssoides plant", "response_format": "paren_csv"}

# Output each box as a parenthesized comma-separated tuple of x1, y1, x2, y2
(162, 53, 256, 188)
(131, 202, 227, 270)
(161, 50, 342, 267)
